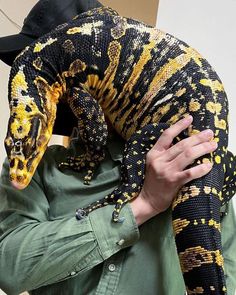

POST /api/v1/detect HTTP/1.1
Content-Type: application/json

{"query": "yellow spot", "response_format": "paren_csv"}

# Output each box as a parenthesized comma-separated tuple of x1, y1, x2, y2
(200, 79, 224, 93)
(205, 101, 222, 114)
(215, 117, 226, 130)
(172, 218, 190, 235)
(189, 185, 200, 197)
(215, 250, 224, 267)
(172, 192, 190, 209)
(191, 83, 197, 90)
(34, 37, 57, 52)
(208, 219, 221, 231)
(123, 192, 131, 200)
(176, 88, 186, 97)
(187, 287, 204, 294)
(202, 158, 211, 164)
(160, 103, 171, 115)
(67, 27, 81, 34)
(67, 21, 103, 36)
(180, 246, 223, 273)
(218, 191, 223, 201)
(215, 155, 221, 164)
(204, 186, 211, 194)
(33, 57, 43, 71)
(188, 128, 200, 136)
(189, 98, 201, 112)
(193, 220, 198, 225)
(212, 187, 217, 195)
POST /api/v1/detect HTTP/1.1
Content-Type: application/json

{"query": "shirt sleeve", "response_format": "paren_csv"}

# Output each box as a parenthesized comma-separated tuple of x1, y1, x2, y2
(0, 158, 139, 295)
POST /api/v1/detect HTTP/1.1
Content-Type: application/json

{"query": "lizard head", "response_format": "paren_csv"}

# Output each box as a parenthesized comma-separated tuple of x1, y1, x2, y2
(5, 65, 62, 190)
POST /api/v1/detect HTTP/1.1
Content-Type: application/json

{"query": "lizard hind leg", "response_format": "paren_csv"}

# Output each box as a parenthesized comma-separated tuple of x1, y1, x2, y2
(59, 87, 108, 184)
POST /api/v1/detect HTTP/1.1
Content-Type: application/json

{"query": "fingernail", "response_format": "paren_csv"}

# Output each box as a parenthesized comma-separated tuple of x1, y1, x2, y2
(205, 162, 213, 168)
(202, 129, 213, 137)
(210, 141, 218, 148)
(183, 115, 192, 123)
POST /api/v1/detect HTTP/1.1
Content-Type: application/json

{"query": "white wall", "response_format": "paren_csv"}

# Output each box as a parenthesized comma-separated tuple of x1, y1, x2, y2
(157, 0, 236, 210)
(157, 0, 236, 150)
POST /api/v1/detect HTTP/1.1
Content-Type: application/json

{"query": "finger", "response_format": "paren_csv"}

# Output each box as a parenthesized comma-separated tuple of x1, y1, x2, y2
(163, 128, 214, 162)
(176, 162, 213, 186)
(173, 140, 217, 171)
(152, 115, 193, 153)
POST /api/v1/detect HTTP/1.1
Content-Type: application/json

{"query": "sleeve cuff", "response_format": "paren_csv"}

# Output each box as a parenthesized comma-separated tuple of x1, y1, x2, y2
(89, 203, 140, 260)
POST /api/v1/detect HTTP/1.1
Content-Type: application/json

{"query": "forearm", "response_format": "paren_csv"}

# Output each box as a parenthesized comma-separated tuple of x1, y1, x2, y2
(0, 204, 139, 294)
(0, 153, 139, 294)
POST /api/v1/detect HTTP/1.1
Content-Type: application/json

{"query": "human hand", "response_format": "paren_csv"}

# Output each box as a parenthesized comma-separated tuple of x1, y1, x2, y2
(130, 115, 217, 225)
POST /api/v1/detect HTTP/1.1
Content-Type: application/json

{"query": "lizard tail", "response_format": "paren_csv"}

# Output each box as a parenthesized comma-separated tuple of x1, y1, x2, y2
(172, 140, 236, 294)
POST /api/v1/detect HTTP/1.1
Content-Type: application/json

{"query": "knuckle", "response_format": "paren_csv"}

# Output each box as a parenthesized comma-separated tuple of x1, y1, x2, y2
(168, 175, 177, 183)
(146, 149, 156, 160)
(184, 147, 193, 158)
(147, 157, 158, 171)
(177, 140, 186, 150)
(184, 169, 193, 179)
(155, 165, 167, 177)
(203, 141, 215, 151)
(146, 150, 152, 160)
(204, 141, 212, 148)
(146, 150, 157, 164)
(162, 129, 172, 138)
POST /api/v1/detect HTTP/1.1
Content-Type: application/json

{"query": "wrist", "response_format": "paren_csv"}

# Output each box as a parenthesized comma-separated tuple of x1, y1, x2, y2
(130, 192, 161, 226)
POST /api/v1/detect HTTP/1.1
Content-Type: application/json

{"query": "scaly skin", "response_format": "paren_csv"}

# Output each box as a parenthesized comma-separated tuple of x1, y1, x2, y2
(5, 7, 236, 294)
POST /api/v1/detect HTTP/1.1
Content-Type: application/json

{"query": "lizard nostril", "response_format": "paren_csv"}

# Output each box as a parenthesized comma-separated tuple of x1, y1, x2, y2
(10, 159, 15, 168)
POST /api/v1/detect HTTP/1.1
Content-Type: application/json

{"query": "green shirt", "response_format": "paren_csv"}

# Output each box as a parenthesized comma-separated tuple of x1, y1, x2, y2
(0, 135, 235, 295)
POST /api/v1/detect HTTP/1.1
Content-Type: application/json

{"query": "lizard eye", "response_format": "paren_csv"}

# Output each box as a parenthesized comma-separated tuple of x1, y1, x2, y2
(4, 136, 14, 157)
(15, 141, 21, 146)
(5, 137, 14, 147)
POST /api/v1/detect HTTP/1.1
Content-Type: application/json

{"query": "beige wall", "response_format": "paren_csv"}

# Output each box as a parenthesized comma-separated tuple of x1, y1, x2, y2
(100, 0, 159, 26)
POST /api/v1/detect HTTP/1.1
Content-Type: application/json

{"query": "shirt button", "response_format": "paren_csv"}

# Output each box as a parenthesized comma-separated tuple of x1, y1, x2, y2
(108, 264, 116, 272)
(117, 239, 125, 246)
(70, 271, 76, 276)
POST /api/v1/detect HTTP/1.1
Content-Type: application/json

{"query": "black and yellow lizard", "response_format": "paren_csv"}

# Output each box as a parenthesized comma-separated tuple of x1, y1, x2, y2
(4, 7, 236, 294)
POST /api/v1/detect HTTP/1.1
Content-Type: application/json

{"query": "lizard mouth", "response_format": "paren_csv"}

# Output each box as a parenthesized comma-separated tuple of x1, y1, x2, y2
(11, 179, 28, 190)
(9, 151, 40, 190)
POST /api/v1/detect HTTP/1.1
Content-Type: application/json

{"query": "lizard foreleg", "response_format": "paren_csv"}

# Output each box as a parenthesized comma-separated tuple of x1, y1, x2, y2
(59, 87, 108, 184)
